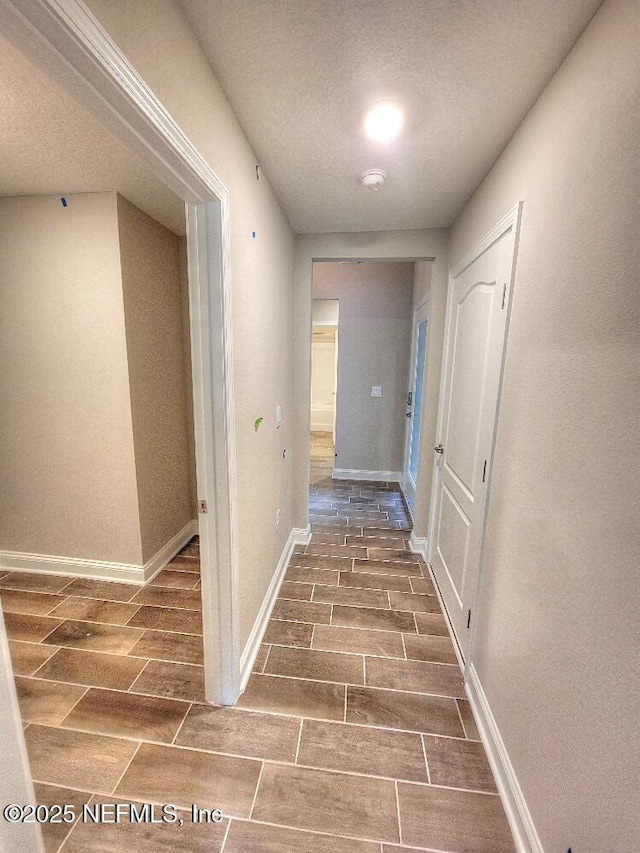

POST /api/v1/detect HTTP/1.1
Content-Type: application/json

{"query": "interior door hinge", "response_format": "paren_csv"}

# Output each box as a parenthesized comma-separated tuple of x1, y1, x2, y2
(467, 609, 472, 629)
(501, 282, 507, 310)
(198, 500, 208, 514)
(482, 460, 487, 483)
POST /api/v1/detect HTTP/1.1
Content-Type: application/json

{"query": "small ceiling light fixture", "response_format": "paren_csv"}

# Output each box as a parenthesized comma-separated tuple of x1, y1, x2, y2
(360, 168, 387, 190)
(363, 101, 404, 143)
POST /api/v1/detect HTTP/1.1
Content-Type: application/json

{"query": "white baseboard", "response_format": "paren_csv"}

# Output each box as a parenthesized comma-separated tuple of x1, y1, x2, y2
(238, 526, 299, 692)
(142, 520, 199, 582)
(332, 468, 402, 483)
(408, 531, 429, 561)
(292, 525, 312, 546)
(466, 664, 544, 853)
(0, 519, 198, 586)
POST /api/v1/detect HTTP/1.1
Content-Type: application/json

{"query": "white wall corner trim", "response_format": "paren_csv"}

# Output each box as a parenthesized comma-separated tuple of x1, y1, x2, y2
(238, 527, 298, 692)
(332, 468, 402, 482)
(0, 520, 199, 585)
(292, 525, 312, 546)
(466, 664, 544, 853)
(408, 532, 429, 562)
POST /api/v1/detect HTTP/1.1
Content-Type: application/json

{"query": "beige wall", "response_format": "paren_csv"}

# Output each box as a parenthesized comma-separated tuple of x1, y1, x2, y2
(449, 0, 639, 849)
(0, 193, 143, 564)
(86, 0, 295, 647)
(313, 262, 413, 473)
(117, 194, 195, 562)
(293, 230, 449, 536)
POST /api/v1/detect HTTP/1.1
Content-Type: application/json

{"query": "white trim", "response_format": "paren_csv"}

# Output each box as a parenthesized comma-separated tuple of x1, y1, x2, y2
(292, 525, 312, 546)
(142, 520, 199, 582)
(332, 469, 402, 483)
(0, 551, 145, 584)
(0, 607, 44, 853)
(0, 520, 198, 585)
(427, 202, 523, 663)
(187, 202, 240, 705)
(465, 202, 523, 671)
(450, 202, 523, 278)
(408, 531, 429, 562)
(0, 0, 239, 705)
(0, 0, 227, 205)
(238, 527, 301, 692)
(402, 297, 430, 508)
(466, 665, 544, 853)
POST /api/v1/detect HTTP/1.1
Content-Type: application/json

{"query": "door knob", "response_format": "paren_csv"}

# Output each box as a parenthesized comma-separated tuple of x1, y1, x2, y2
(434, 443, 444, 454)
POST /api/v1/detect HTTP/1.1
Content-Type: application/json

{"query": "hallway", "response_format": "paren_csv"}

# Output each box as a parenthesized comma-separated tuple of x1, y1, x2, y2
(3, 477, 514, 851)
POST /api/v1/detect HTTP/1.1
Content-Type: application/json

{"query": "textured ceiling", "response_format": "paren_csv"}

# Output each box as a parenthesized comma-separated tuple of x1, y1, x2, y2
(180, 0, 602, 233)
(0, 33, 185, 235)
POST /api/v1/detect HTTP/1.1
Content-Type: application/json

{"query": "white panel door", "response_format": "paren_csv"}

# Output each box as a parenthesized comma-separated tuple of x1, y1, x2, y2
(429, 208, 520, 659)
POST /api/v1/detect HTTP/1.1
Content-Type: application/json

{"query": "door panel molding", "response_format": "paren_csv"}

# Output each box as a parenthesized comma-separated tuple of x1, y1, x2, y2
(428, 202, 523, 665)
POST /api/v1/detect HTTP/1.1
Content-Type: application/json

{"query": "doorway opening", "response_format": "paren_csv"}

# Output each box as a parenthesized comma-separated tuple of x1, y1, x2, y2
(310, 260, 418, 489)
(310, 299, 339, 483)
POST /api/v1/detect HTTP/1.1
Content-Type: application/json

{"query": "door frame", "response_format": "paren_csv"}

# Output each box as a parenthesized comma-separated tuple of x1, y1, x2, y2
(0, 0, 241, 714)
(402, 296, 430, 513)
(427, 203, 523, 673)
(402, 296, 430, 518)
(332, 325, 339, 445)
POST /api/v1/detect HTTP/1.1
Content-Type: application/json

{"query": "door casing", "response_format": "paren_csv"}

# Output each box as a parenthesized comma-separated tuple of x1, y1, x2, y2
(0, 0, 241, 703)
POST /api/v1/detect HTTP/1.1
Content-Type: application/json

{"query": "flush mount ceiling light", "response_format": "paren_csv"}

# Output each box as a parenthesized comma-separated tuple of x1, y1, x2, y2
(360, 168, 387, 190)
(363, 102, 404, 143)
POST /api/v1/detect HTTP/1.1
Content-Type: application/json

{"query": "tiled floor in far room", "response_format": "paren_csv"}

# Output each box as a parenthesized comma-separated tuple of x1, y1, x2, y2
(310, 429, 335, 484)
(0, 443, 515, 851)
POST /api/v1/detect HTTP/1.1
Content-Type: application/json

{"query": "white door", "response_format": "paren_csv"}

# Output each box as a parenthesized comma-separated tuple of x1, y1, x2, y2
(429, 206, 521, 659)
(403, 301, 429, 511)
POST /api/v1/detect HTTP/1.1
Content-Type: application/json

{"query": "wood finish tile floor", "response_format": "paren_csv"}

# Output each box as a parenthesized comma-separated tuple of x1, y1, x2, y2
(2, 479, 515, 852)
(310, 430, 335, 484)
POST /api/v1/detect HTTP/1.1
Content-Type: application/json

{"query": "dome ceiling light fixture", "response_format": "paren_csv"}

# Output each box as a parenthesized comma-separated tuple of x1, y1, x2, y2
(360, 168, 387, 190)
(363, 101, 404, 143)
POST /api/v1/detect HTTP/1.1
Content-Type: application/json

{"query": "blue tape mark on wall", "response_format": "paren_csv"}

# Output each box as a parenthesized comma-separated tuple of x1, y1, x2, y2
(60, 197, 68, 207)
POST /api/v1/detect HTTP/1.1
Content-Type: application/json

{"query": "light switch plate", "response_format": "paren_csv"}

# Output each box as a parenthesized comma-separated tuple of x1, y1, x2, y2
(371, 386, 382, 397)
(275, 405, 282, 427)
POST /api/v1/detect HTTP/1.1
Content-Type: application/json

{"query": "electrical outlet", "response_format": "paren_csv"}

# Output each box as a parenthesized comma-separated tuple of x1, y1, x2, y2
(275, 508, 280, 532)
